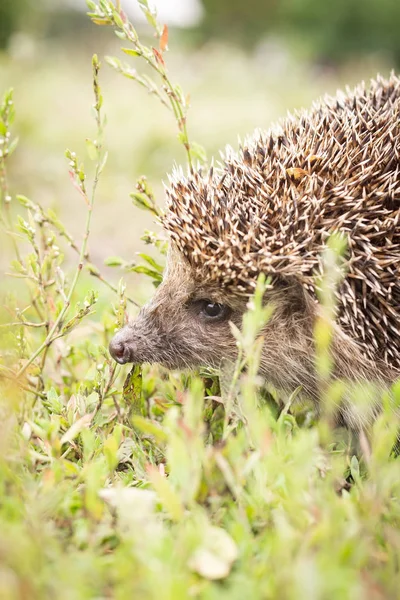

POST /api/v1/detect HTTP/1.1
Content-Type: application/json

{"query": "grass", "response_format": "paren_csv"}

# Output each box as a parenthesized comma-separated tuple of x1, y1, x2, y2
(0, 2, 399, 599)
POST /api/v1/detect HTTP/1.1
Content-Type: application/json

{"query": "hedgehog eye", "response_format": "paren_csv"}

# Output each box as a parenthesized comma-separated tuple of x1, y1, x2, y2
(199, 300, 231, 322)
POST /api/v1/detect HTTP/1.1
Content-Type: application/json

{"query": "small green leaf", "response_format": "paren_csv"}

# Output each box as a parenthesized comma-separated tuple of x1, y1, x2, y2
(105, 56, 121, 70)
(147, 464, 184, 521)
(131, 416, 168, 442)
(115, 30, 127, 40)
(137, 253, 164, 273)
(90, 16, 112, 25)
(86, 263, 100, 276)
(44, 388, 63, 414)
(130, 192, 154, 211)
(112, 11, 124, 28)
(10, 259, 26, 274)
(121, 48, 142, 57)
(85, 138, 98, 161)
(104, 256, 124, 267)
(16, 195, 33, 208)
(190, 142, 207, 164)
(129, 265, 162, 282)
(103, 435, 119, 472)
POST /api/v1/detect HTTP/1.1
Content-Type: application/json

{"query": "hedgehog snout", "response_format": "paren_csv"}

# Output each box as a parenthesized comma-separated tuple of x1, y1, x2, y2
(109, 327, 136, 364)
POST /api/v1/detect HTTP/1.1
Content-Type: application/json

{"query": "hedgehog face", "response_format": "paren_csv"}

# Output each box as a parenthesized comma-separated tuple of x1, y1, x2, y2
(109, 248, 246, 370)
(109, 245, 320, 393)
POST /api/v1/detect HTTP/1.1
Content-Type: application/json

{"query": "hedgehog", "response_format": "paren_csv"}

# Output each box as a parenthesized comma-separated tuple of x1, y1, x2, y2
(110, 73, 400, 428)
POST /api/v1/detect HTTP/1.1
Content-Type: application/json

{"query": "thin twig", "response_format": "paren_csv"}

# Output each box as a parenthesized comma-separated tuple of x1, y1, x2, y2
(93, 362, 119, 418)
(0, 321, 47, 329)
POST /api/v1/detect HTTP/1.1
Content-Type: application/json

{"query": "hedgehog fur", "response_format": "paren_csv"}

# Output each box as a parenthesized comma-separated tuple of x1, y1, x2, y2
(163, 73, 400, 371)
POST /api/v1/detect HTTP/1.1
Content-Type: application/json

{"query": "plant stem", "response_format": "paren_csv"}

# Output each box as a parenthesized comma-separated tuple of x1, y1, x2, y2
(16, 203, 94, 378)
(16, 57, 104, 379)
(0, 321, 47, 328)
(89, 270, 139, 307)
(121, 20, 193, 171)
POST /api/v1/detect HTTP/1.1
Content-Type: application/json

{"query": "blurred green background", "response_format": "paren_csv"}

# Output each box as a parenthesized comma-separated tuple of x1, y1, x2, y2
(0, 0, 398, 295)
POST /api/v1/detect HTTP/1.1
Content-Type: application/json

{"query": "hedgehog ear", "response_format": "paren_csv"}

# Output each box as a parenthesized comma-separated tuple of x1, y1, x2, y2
(269, 274, 309, 313)
(165, 243, 191, 276)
